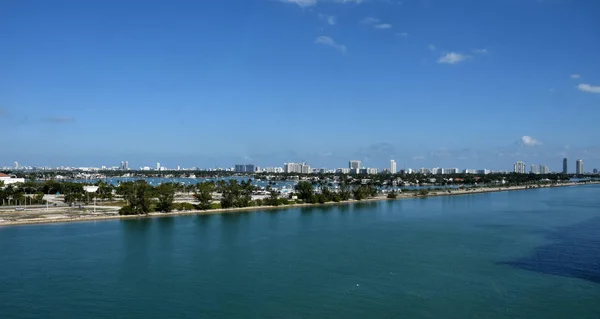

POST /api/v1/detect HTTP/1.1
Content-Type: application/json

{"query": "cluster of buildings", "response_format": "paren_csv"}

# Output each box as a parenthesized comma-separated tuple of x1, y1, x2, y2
(514, 158, 585, 175)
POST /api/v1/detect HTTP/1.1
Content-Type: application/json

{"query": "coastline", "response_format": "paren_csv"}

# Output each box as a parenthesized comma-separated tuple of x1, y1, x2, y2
(1, 182, 598, 227)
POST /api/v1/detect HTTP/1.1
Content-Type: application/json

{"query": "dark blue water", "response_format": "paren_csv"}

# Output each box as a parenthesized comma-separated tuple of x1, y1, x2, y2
(1, 185, 600, 318)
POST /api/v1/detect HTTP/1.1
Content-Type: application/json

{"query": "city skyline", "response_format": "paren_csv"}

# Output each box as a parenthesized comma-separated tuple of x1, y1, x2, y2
(4, 156, 597, 175)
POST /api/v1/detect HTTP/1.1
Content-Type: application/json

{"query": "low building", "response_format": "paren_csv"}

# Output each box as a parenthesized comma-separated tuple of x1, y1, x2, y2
(0, 173, 25, 186)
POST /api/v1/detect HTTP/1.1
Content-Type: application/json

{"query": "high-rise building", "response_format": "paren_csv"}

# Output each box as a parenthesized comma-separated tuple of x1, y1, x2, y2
(14, 161, 19, 169)
(563, 158, 568, 174)
(156, 162, 161, 170)
(593, 168, 598, 174)
(513, 161, 526, 174)
(390, 160, 397, 174)
(539, 164, 550, 175)
(576, 159, 583, 175)
(530, 164, 538, 174)
(444, 168, 459, 174)
(234, 164, 255, 173)
(284, 162, 310, 174)
(349, 160, 361, 170)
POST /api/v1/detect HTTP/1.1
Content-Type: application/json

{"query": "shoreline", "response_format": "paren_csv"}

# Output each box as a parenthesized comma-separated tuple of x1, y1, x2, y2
(1, 182, 598, 227)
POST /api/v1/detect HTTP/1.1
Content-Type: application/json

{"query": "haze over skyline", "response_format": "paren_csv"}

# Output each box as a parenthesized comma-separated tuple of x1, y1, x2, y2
(2, 0, 599, 170)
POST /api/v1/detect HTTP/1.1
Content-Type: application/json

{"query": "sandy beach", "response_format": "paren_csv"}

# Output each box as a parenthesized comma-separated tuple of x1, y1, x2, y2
(1, 182, 597, 227)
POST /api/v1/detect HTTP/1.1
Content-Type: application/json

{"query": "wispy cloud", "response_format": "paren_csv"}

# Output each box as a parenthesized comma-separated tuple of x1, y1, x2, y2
(374, 23, 392, 29)
(428, 44, 436, 51)
(473, 48, 488, 54)
(360, 17, 380, 25)
(396, 32, 408, 37)
(314, 36, 347, 54)
(570, 74, 580, 79)
(577, 83, 600, 94)
(280, 0, 317, 7)
(437, 52, 470, 64)
(279, 0, 362, 6)
(42, 116, 76, 123)
(318, 13, 336, 25)
(520, 135, 542, 147)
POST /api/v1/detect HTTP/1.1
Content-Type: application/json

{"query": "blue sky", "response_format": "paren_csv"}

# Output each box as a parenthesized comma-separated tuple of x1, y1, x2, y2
(1, 0, 599, 171)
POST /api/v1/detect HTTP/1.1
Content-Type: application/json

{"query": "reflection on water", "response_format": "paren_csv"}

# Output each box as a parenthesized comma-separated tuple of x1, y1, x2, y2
(502, 217, 600, 284)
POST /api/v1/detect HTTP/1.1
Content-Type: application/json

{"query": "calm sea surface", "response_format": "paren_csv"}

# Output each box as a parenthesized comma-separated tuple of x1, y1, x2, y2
(1, 185, 600, 318)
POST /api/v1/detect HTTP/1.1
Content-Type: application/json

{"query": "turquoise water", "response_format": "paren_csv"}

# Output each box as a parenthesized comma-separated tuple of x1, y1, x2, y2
(1, 185, 600, 318)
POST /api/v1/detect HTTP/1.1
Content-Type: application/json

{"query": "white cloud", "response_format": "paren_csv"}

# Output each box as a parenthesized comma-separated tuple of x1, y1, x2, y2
(361, 17, 380, 24)
(315, 36, 347, 53)
(279, 0, 362, 6)
(473, 48, 488, 54)
(374, 23, 392, 29)
(520, 136, 542, 147)
(437, 52, 470, 64)
(428, 44, 436, 51)
(280, 0, 317, 7)
(412, 155, 425, 160)
(318, 13, 336, 25)
(578, 83, 600, 94)
(571, 74, 580, 79)
(396, 32, 408, 37)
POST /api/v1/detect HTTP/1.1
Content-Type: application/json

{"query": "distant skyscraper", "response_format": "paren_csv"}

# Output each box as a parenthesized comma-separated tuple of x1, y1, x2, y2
(513, 161, 526, 174)
(390, 160, 397, 174)
(593, 168, 598, 174)
(125, 161, 129, 170)
(530, 164, 538, 174)
(284, 162, 310, 174)
(349, 160, 361, 170)
(562, 158, 568, 174)
(576, 159, 583, 175)
(14, 161, 19, 169)
(539, 164, 549, 175)
(156, 162, 161, 170)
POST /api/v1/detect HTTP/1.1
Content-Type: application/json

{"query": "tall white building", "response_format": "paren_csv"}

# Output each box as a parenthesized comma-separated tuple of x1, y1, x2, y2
(13, 161, 19, 169)
(444, 168, 459, 174)
(156, 162, 161, 171)
(349, 160, 361, 170)
(390, 160, 397, 174)
(539, 164, 550, 174)
(576, 159, 584, 175)
(514, 161, 526, 174)
(284, 162, 310, 174)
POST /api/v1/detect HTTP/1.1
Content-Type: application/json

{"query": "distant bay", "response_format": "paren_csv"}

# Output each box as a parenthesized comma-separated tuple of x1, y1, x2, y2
(1, 185, 599, 318)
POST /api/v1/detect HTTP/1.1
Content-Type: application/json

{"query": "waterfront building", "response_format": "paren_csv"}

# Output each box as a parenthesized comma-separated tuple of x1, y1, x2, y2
(463, 169, 476, 174)
(390, 160, 397, 174)
(263, 167, 284, 173)
(476, 169, 490, 175)
(406, 168, 413, 174)
(563, 158, 568, 174)
(419, 168, 430, 174)
(13, 161, 19, 169)
(284, 162, 310, 174)
(234, 164, 256, 173)
(576, 159, 583, 175)
(349, 160, 361, 170)
(593, 168, 598, 174)
(444, 168, 459, 174)
(539, 165, 550, 175)
(156, 162, 161, 171)
(513, 161, 526, 174)
(530, 164, 538, 174)
(336, 168, 351, 174)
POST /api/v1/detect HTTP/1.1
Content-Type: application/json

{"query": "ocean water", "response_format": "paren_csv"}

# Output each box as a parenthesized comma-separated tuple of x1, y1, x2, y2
(1, 185, 599, 318)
